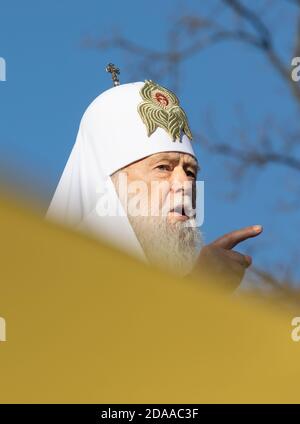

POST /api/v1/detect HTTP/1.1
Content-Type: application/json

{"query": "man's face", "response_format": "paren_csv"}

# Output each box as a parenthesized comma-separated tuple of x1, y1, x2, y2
(114, 152, 199, 224)
(111, 152, 201, 276)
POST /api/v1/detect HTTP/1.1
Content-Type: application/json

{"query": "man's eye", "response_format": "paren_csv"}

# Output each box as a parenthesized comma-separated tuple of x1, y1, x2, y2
(156, 165, 170, 171)
(186, 170, 196, 178)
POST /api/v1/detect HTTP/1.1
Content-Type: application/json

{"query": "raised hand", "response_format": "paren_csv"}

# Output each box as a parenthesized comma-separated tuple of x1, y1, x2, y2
(191, 225, 263, 291)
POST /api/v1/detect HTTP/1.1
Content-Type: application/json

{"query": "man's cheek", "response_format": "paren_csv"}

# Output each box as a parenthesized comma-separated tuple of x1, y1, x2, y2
(160, 190, 173, 216)
(147, 186, 161, 216)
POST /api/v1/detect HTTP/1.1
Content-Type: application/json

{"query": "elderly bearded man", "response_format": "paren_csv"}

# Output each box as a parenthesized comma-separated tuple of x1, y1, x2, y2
(47, 78, 262, 289)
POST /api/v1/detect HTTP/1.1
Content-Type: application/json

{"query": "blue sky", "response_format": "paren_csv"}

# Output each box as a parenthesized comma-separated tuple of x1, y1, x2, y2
(0, 0, 299, 281)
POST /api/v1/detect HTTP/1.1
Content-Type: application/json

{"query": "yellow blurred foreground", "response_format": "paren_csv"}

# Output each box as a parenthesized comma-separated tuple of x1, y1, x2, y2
(0, 195, 299, 403)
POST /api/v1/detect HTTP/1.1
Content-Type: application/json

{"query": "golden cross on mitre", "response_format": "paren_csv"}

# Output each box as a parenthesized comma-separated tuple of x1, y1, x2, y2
(106, 63, 120, 87)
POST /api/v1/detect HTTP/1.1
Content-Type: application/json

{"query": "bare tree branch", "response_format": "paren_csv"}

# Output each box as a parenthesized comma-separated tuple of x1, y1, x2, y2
(208, 143, 300, 172)
(85, 1, 300, 291)
(223, 0, 271, 49)
(222, 0, 300, 103)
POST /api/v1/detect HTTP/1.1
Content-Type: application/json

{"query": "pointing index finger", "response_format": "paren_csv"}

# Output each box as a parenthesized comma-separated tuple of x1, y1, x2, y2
(212, 225, 263, 250)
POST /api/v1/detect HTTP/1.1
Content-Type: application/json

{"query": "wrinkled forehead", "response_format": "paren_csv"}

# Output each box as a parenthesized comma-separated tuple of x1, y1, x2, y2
(128, 151, 199, 170)
(150, 151, 198, 165)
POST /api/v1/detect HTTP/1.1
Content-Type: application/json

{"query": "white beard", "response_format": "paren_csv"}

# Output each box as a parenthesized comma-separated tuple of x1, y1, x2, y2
(128, 215, 203, 276)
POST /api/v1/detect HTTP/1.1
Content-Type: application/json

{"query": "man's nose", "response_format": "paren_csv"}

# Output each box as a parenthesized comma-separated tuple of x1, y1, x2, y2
(170, 166, 190, 193)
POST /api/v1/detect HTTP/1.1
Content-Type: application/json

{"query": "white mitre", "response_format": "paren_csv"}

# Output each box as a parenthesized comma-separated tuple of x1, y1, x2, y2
(46, 80, 196, 260)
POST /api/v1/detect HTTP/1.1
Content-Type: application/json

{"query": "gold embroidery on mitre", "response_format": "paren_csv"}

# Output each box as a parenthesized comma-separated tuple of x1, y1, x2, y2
(138, 80, 193, 142)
